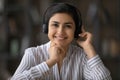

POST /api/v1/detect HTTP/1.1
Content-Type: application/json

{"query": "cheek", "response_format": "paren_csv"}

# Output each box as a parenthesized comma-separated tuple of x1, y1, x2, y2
(66, 31, 74, 41)
(48, 32, 52, 41)
(48, 30, 52, 38)
(71, 32, 75, 39)
(48, 28, 55, 38)
(68, 30, 75, 37)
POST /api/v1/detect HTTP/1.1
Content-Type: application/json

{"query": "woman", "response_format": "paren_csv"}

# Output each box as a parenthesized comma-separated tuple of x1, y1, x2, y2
(11, 3, 111, 80)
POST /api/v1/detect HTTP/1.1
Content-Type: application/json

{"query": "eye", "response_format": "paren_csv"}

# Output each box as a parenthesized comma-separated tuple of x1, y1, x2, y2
(65, 24, 72, 28)
(52, 23, 59, 27)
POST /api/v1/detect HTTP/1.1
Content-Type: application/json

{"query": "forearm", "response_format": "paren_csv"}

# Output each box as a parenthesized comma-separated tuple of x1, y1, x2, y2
(84, 55, 112, 80)
(11, 62, 49, 80)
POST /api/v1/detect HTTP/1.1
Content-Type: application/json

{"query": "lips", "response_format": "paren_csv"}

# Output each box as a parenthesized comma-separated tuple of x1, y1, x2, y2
(54, 36, 67, 40)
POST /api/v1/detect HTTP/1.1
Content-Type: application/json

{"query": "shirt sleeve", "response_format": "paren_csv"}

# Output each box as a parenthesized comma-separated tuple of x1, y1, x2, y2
(83, 55, 112, 80)
(10, 48, 50, 80)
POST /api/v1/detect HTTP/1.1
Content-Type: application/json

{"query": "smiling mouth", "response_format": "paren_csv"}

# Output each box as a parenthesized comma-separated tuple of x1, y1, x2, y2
(54, 36, 67, 40)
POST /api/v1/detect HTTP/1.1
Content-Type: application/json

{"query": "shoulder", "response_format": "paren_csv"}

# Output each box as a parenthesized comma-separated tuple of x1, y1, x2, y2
(24, 41, 50, 57)
(25, 41, 50, 52)
(23, 42, 50, 64)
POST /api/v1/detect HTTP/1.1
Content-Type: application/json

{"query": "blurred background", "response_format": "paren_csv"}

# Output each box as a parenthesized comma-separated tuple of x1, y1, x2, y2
(0, 0, 120, 80)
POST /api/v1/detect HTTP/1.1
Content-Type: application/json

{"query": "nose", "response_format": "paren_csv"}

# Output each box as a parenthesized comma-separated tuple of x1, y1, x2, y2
(57, 25, 64, 34)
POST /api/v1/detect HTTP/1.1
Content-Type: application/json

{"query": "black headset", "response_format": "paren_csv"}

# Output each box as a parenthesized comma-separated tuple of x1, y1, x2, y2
(42, 3, 82, 38)
(42, 24, 48, 33)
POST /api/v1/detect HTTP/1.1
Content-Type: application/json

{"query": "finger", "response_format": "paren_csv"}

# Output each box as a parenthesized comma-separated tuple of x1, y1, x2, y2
(81, 25, 86, 33)
(50, 41, 56, 47)
(56, 45, 64, 51)
(57, 49, 61, 54)
(78, 32, 87, 41)
(55, 45, 65, 54)
(79, 32, 86, 37)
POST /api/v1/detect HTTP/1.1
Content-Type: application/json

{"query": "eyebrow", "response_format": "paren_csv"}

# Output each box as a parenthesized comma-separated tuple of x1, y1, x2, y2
(52, 21, 59, 24)
(51, 21, 74, 25)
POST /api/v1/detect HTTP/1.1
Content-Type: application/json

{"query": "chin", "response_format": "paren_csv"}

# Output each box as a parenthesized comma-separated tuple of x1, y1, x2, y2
(56, 41, 70, 47)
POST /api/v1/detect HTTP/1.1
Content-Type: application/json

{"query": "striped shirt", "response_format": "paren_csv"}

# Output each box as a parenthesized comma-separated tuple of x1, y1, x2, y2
(11, 41, 111, 80)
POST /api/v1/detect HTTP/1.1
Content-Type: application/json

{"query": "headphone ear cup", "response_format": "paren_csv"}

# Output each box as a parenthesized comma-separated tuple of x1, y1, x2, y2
(42, 24, 48, 33)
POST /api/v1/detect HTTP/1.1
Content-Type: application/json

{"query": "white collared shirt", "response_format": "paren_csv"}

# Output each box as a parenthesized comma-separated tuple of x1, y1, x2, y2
(11, 41, 111, 80)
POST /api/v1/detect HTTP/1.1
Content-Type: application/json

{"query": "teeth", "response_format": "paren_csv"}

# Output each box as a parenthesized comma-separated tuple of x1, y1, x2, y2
(58, 37, 64, 39)
(55, 36, 65, 40)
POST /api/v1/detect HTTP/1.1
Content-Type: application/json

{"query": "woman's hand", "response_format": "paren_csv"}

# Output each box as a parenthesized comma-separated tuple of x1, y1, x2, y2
(46, 42, 65, 68)
(77, 26, 96, 59)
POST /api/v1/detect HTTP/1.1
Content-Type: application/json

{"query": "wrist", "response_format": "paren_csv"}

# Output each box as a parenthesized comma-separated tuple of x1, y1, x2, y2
(83, 44, 97, 59)
(83, 43, 93, 50)
(46, 59, 57, 68)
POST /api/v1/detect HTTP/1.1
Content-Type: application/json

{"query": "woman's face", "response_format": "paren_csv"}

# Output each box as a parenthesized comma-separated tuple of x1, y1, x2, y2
(48, 13, 75, 47)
